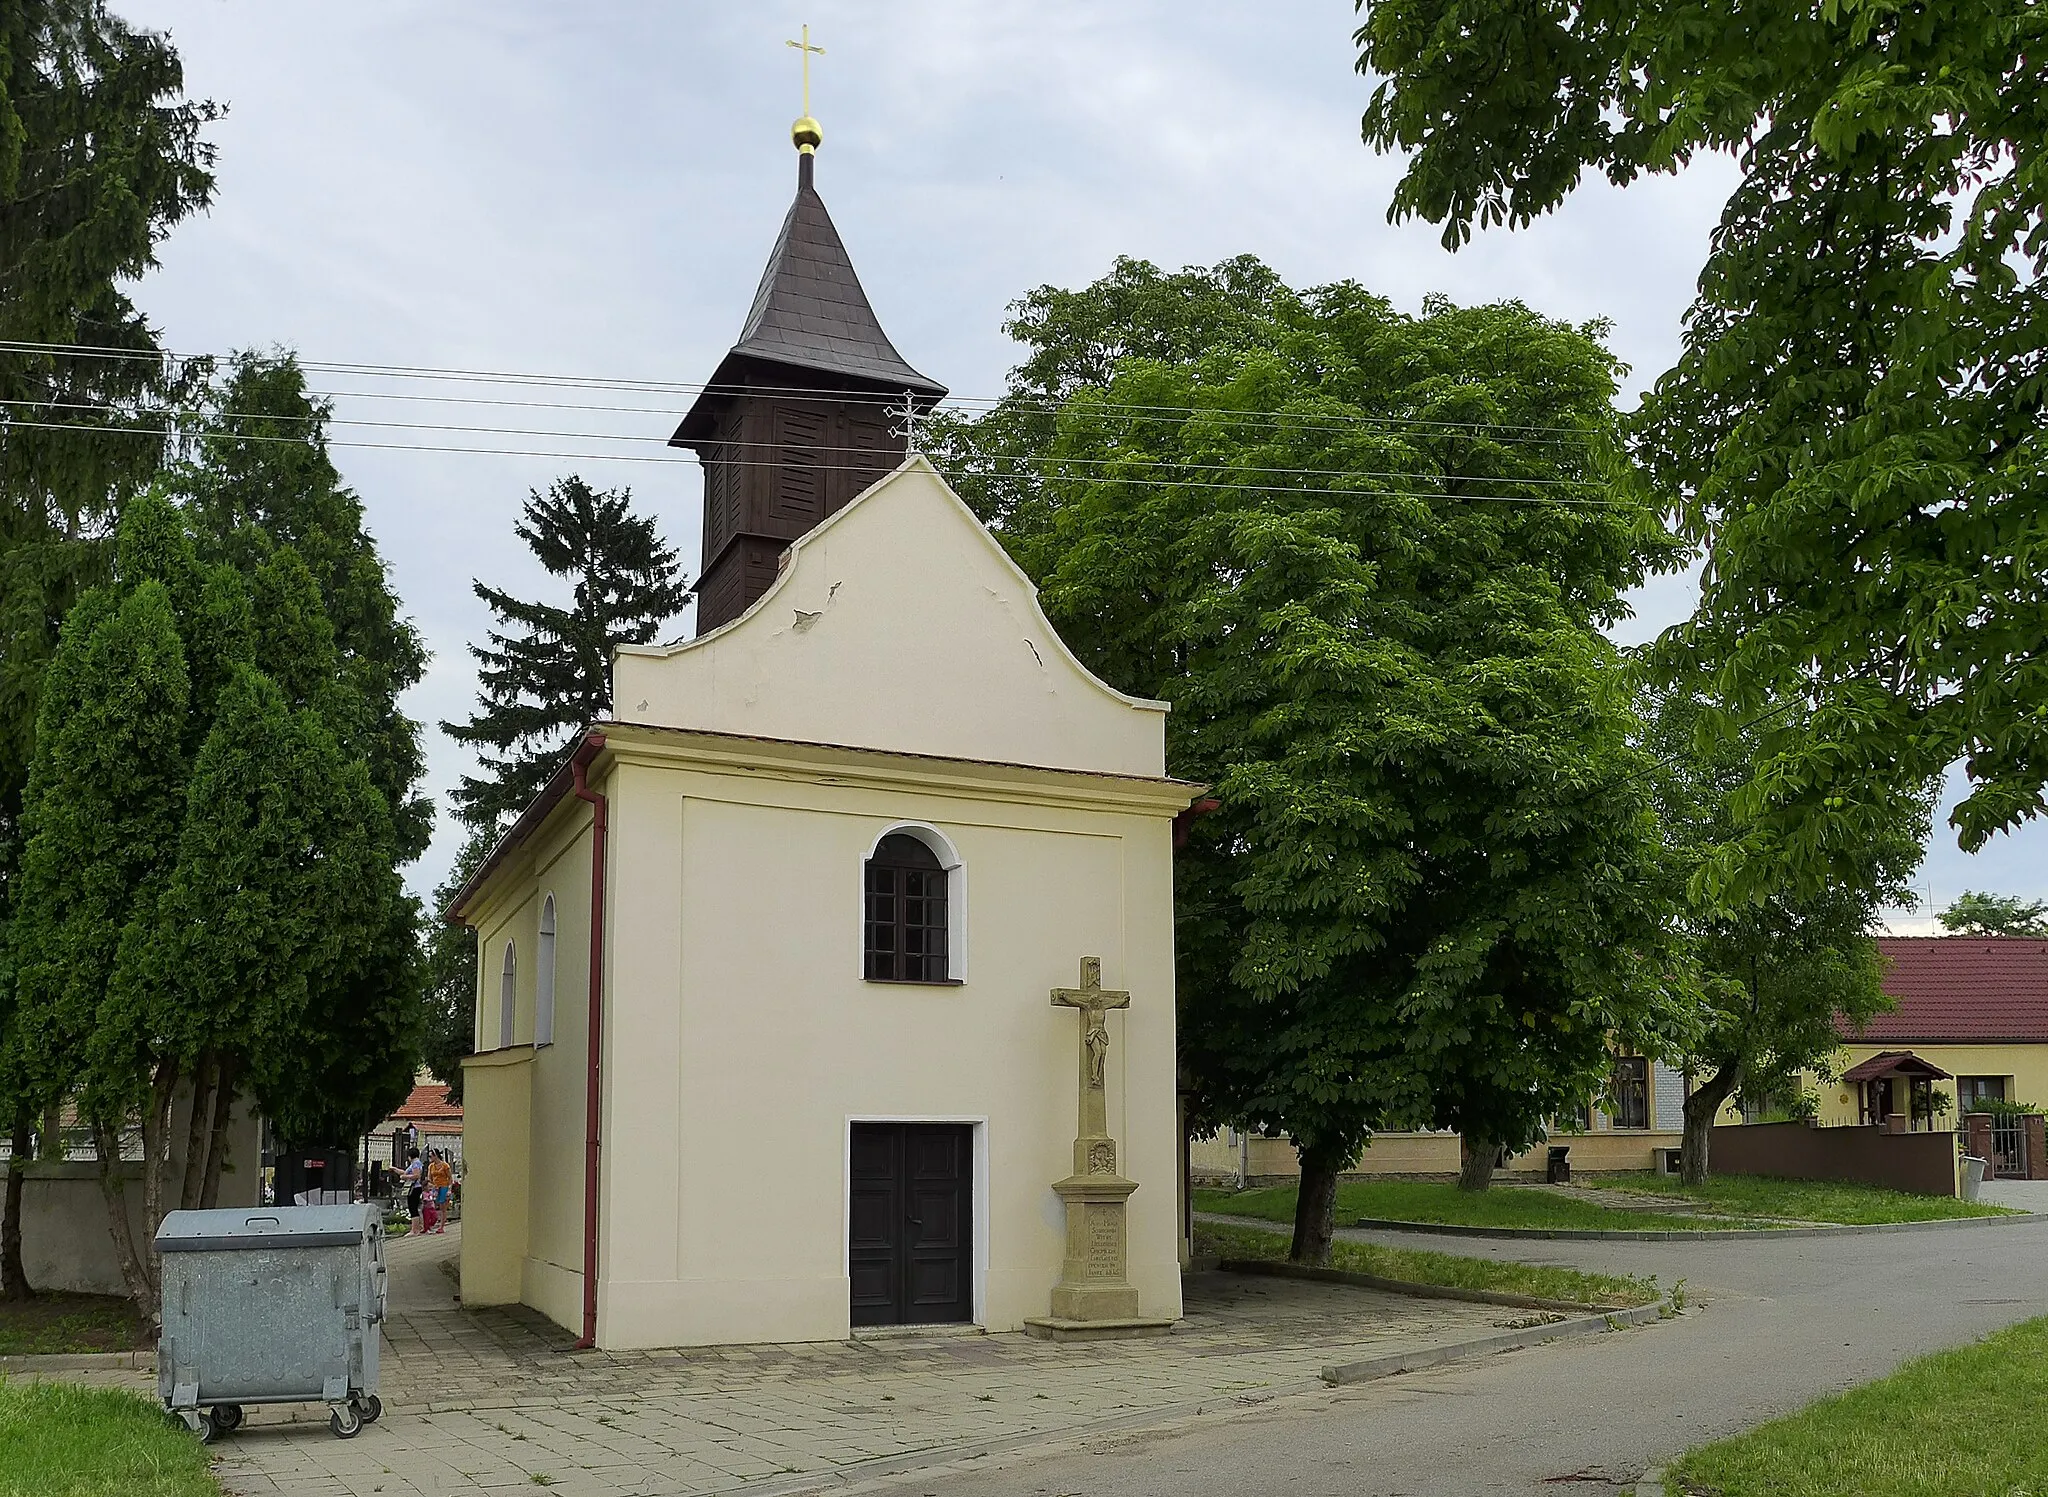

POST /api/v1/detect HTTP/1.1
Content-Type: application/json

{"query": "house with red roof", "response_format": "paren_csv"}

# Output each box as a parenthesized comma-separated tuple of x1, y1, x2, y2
(1814, 937, 2048, 1136)
(372, 1075, 464, 1168)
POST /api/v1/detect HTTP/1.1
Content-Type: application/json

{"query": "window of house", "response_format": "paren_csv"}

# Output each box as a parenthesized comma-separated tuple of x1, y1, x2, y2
(1960, 1076, 2008, 1109)
(535, 896, 556, 1048)
(499, 940, 517, 1049)
(1611, 1056, 1650, 1130)
(864, 833, 951, 982)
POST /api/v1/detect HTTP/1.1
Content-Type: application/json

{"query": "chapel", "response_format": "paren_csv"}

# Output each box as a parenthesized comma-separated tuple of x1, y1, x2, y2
(450, 103, 1198, 1350)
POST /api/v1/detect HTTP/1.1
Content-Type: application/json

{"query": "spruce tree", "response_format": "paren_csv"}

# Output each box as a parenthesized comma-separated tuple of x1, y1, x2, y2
(445, 476, 688, 833)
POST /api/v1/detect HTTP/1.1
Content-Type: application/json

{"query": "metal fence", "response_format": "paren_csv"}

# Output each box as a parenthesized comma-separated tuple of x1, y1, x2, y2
(1990, 1114, 2030, 1179)
(0, 1126, 143, 1163)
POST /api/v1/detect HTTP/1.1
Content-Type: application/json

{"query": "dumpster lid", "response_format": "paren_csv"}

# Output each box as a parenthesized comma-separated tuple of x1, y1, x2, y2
(155, 1204, 377, 1253)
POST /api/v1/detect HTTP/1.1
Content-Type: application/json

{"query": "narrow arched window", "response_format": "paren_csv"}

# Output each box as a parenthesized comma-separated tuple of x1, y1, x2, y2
(535, 897, 557, 1048)
(864, 834, 949, 982)
(499, 940, 518, 1048)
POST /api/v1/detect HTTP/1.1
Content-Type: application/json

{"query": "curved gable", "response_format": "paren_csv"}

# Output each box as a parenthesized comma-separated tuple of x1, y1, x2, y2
(614, 458, 1167, 778)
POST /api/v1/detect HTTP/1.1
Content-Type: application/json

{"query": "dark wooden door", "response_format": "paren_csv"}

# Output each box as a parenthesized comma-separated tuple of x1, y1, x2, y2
(849, 1123, 972, 1326)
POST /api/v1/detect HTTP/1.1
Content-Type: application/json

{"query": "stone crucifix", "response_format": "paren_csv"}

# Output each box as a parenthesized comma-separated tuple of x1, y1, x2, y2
(1051, 957, 1129, 1155)
(1029, 956, 1165, 1336)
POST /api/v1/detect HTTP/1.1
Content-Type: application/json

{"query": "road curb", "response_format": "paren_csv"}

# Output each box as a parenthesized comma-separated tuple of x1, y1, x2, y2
(0, 1349, 153, 1374)
(1636, 1465, 1669, 1495)
(1218, 1256, 1620, 1316)
(1348, 1210, 2048, 1242)
(1317, 1299, 1668, 1385)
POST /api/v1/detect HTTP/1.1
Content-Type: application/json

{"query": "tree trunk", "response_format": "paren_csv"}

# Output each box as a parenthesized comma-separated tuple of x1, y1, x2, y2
(92, 1119, 156, 1316)
(178, 1051, 218, 1212)
(2, 1111, 32, 1300)
(1458, 1136, 1500, 1192)
(1681, 1063, 1741, 1187)
(1289, 1148, 1344, 1265)
(199, 1061, 238, 1211)
(137, 1059, 179, 1316)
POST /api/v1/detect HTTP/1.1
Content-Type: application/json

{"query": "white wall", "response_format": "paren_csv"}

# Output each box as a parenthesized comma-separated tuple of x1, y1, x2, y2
(590, 749, 1185, 1348)
(614, 458, 1169, 778)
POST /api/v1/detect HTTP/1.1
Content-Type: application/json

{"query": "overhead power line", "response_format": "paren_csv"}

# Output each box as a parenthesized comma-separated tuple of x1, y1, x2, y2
(0, 339, 1609, 442)
(0, 395, 1602, 491)
(0, 416, 1633, 509)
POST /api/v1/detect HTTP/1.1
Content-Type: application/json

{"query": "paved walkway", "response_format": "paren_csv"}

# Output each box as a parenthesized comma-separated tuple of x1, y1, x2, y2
(84, 1225, 1547, 1496)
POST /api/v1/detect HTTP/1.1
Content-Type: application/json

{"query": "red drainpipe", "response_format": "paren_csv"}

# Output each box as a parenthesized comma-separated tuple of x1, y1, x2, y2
(569, 733, 608, 1349)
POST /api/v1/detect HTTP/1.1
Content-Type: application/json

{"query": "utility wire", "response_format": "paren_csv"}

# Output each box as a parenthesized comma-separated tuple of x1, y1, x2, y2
(0, 338, 1608, 441)
(0, 396, 1601, 490)
(0, 416, 1633, 508)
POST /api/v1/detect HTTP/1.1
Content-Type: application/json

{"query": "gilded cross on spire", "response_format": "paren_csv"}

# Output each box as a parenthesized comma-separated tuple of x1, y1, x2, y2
(787, 24, 825, 155)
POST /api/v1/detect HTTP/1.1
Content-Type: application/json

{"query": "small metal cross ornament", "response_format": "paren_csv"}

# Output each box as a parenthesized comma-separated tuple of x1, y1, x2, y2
(786, 25, 825, 117)
(890, 389, 928, 456)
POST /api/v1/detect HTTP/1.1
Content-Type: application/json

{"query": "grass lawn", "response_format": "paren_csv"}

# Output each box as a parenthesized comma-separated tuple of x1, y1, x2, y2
(1194, 1219, 1660, 1307)
(1668, 1315, 2048, 1496)
(0, 1293, 147, 1356)
(1581, 1171, 2014, 1224)
(0, 1380, 218, 1497)
(1193, 1180, 1775, 1232)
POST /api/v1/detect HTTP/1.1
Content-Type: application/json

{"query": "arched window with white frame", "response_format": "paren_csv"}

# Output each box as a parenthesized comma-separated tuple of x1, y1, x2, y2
(499, 940, 518, 1049)
(861, 824, 965, 983)
(535, 896, 557, 1048)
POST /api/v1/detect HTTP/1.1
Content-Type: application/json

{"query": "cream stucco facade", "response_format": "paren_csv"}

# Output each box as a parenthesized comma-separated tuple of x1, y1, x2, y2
(456, 460, 1196, 1349)
(1804, 1043, 2048, 1128)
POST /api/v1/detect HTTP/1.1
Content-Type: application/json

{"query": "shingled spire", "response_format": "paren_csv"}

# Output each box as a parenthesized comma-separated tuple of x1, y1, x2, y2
(672, 132, 946, 632)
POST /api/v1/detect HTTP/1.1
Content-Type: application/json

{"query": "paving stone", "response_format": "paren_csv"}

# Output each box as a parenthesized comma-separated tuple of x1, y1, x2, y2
(47, 1224, 1526, 1496)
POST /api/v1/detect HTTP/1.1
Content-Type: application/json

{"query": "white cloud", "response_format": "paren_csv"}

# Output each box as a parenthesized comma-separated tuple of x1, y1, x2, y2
(117, 1, 2045, 907)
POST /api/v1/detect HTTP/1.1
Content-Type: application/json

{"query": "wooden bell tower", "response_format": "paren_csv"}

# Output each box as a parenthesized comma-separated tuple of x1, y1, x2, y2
(671, 81, 946, 634)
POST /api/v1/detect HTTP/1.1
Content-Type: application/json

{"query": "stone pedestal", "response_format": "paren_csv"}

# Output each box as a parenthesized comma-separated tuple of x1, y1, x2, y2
(1025, 1164, 1171, 1339)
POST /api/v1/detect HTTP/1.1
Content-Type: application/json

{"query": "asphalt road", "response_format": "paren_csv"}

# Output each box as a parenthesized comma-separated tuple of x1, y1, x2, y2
(859, 1214, 2048, 1497)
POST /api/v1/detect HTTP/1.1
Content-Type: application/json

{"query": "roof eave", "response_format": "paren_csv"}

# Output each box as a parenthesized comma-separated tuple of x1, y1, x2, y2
(671, 349, 948, 448)
(443, 730, 607, 926)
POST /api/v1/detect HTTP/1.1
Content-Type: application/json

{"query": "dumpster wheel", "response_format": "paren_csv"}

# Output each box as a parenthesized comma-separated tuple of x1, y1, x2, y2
(329, 1402, 363, 1439)
(178, 1408, 218, 1443)
(356, 1394, 382, 1425)
(210, 1404, 243, 1434)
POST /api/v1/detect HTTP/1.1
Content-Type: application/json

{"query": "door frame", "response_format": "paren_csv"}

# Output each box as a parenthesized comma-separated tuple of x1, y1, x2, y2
(843, 1115, 988, 1328)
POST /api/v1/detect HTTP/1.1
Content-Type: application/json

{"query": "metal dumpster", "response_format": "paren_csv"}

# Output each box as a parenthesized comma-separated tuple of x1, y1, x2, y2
(155, 1203, 386, 1441)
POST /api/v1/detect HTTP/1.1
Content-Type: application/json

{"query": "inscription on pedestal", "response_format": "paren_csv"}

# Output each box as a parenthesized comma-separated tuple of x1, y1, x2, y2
(1086, 1208, 1121, 1275)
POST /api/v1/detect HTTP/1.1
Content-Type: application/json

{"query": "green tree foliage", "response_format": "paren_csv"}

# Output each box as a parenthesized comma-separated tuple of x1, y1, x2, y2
(444, 475, 687, 834)
(173, 353, 431, 861)
(6, 493, 418, 1313)
(419, 832, 493, 1102)
(1938, 891, 2048, 939)
(1355, 0, 2048, 896)
(1644, 689, 1931, 1181)
(0, 0, 216, 909)
(7, 542, 191, 1307)
(955, 258, 1679, 1258)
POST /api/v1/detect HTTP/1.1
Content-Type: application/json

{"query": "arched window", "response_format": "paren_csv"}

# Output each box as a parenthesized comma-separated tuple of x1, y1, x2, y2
(499, 940, 518, 1049)
(864, 833, 950, 982)
(535, 896, 557, 1048)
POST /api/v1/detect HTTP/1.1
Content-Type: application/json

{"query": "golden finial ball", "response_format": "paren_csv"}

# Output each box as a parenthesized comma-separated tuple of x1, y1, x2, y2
(791, 116, 823, 154)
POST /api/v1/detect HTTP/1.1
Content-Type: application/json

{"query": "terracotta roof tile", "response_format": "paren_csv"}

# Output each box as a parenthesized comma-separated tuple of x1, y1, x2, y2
(1847, 937, 2048, 1043)
(388, 1082, 463, 1123)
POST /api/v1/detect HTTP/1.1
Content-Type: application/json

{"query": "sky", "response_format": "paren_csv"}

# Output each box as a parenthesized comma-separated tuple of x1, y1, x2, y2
(118, 1, 2045, 924)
